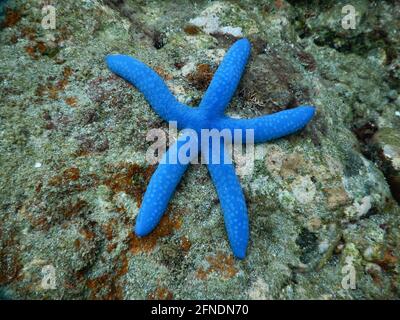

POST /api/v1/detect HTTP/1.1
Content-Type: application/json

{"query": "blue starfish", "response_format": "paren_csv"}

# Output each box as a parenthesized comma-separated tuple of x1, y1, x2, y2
(106, 38, 315, 259)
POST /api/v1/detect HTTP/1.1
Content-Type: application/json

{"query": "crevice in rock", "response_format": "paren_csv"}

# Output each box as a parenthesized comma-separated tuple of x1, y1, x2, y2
(296, 228, 319, 264)
(352, 121, 400, 204)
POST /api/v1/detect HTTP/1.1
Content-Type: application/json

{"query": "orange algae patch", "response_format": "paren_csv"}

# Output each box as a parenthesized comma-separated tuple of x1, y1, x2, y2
(55, 66, 72, 91)
(0, 229, 23, 285)
(86, 275, 124, 300)
(116, 254, 129, 277)
(74, 239, 81, 249)
(375, 250, 397, 270)
(183, 24, 201, 35)
(80, 228, 95, 240)
(180, 236, 191, 252)
(2, 8, 21, 28)
(275, 0, 285, 9)
(63, 167, 80, 181)
(128, 211, 183, 254)
(48, 167, 81, 186)
(187, 63, 215, 90)
(154, 66, 173, 80)
(35, 66, 73, 99)
(65, 96, 78, 107)
(25, 46, 36, 58)
(20, 27, 36, 40)
(62, 199, 87, 218)
(36, 41, 47, 54)
(107, 242, 118, 253)
(147, 287, 173, 300)
(86, 252, 129, 300)
(103, 163, 155, 206)
(196, 251, 238, 280)
(24, 42, 50, 59)
(103, 219, 116, 241)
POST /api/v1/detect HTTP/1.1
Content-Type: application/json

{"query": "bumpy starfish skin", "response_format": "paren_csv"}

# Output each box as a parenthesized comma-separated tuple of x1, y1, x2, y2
(106, 38, 315, 259)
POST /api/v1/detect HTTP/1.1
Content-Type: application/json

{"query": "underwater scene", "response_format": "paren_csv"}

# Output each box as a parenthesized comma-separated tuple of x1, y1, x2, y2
(0, 0, 399, 301)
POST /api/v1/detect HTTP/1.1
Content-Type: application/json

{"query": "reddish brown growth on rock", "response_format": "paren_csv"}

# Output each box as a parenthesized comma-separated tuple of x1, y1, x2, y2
(75, 136, 109, 157)
(115, 205, 126, 213)
(187, 63, 215, 91)
(107, 242, 118, 253)
(102, 218, 121, 252)
(367, 267, 382, 286)
(103, 219, 117, 241)
(37, 42, 47, 54)
(47, 86, 59, 99)
(63, 66, 73, 78)
(18, 205, 48, 230)
(25, 46, 36, 58)
(62, 199, 87, 218)
(0, 229, 22, 285)
(375, 250, 397, 271)
(49, 167, 81, 186)
(63, 167, 80, 181)
(180, 236, 191, 252)
(127, 210, 182, 254)
(196, 251, 238, 280)
(184, 25, 201, 35)
(274, 0, 285, 9)
(147, 287, 174, 300)
(65, 96, 78, 107)
(174, 62, 184, 69)
(297, 51, 317, 72)
(80, 228, 95, 240)
(86, 274, 123, 300)
(324, 186, 350, 210)
(56, 66, 72, 91)
(2, 8, 21, 28)
(24, 42, 49, 59)
(86, 274, 109, 297)
(47, 168, 99, 196)
(86, 252, 129, 300)
(74, 239, 81, 249)
(103, 163, 154, 206)
(35, 182, 42, 193)
(36, 66, 73, 98)
(117, 254, 129, 277)
(20, 27, 36, 40)
(154, 66, 173, 80)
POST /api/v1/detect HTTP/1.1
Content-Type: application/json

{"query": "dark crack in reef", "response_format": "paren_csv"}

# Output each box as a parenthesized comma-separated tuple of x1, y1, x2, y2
(0, 0, 399, 299)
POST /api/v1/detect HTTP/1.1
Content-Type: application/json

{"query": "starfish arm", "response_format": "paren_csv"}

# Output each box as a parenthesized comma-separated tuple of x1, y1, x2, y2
(204, 141, 249, 259)
(106, 54, 191, 126)
(217, 106, 315, 143)
(135, 134, 198, 236)
(199, 39, 251, 117)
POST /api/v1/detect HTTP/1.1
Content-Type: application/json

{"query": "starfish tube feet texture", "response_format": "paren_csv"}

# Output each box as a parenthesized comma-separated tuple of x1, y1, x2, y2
(105, 37, 315, 259)
(135, 134, 198, 236)
(106, 54, 192, 128)
(205, 140, 249, 259)
(217, 105, 315, 144)
(199, 39, 251, 117)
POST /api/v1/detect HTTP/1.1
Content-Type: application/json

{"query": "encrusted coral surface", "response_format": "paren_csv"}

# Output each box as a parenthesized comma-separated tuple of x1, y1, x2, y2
(0, 0, 399, 299)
